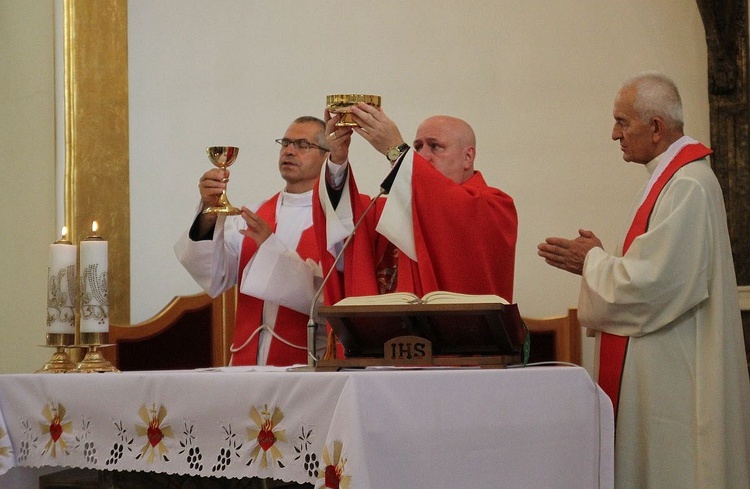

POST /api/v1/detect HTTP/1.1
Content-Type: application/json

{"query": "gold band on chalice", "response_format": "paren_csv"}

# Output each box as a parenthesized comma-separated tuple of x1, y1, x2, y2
(326, 94, 381, 127)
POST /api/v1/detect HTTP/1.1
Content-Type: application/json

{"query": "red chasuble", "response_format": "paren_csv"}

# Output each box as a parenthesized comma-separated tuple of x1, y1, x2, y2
(406, 154, 517, 300)
(313, 152, 518, 356)
(598, 142, 712, 417)
(232, 193, 319, 366)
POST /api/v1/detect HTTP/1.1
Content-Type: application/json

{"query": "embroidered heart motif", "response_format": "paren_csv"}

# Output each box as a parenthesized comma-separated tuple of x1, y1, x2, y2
(147, 425, 163, 447)
(257, 429, 276, 452)
(49, 422, 62, 442)
(324, 465, 340, 489)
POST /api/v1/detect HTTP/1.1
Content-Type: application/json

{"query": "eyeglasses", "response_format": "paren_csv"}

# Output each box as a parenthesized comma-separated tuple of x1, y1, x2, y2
(275, 138, 329, 152)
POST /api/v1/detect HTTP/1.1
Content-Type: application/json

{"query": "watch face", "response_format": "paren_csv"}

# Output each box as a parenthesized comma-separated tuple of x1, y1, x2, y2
(387, 147, 400, 161)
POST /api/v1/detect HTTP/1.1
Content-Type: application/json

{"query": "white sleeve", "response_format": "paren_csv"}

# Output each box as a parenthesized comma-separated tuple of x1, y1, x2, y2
(578, 174, 711, 336)
(239, 233, 323, 314)
(327, 157, 349, 189)
(174, 206, 245, 298)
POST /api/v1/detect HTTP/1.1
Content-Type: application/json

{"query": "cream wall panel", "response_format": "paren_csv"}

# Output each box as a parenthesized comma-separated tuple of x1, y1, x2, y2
(0, 0, 57, 373)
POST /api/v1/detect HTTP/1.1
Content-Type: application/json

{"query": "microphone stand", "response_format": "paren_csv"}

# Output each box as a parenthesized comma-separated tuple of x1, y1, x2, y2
(307, 189, 385, 367)
(307, 150, 407, 367)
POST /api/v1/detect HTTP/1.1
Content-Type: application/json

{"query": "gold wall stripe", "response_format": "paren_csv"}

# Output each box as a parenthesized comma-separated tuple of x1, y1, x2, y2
(63, 0, 130, 325)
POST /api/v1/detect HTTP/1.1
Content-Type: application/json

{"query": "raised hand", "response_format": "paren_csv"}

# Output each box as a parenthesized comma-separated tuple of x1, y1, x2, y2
(325, 110, 354, 164)
(239, 206, 272, 246)
(348, 103, 405, 155)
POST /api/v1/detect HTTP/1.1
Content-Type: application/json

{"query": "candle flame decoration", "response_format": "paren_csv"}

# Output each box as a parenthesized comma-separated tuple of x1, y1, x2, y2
(91, 221, 98, 234)
(61, 226, 68, 241)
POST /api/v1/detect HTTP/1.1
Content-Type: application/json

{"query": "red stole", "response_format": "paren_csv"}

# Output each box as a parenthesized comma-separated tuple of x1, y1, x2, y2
(598, 142, 712, 417)
(313, 172, 384, 307)
(313, 175, 381, 359)
(233, 193, 319, 366)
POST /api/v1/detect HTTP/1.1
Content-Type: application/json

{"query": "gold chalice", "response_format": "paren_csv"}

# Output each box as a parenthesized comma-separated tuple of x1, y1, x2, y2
(203, 146, 240, 215)
(326, 94, 382, 127)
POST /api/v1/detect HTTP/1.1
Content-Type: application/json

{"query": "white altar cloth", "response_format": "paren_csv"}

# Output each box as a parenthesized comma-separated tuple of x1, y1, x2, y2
(0, 366, 613, 488)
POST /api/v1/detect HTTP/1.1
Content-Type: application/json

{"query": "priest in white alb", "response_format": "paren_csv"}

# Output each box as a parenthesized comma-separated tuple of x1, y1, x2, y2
(174, 116, 329, 366)
(538, 72, 750, 488)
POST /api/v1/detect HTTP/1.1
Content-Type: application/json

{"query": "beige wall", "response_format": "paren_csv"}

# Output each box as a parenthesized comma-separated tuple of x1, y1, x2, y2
(0, 0, 57, 373)
(0, 0, 710, 373)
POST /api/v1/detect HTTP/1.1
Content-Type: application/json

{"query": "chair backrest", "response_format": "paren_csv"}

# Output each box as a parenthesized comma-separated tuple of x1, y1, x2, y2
(522, 308, 582, 365)
(104, 289, 235, 370)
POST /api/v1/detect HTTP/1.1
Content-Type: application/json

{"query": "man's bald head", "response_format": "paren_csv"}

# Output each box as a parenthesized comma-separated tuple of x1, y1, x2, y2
(413, 116, 476, 184)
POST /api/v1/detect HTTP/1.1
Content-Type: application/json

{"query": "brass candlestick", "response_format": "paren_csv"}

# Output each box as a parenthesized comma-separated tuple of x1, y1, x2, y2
(74, 332, 119, 373)
(37, 333, 76, 373)
(326, 94, 382, 127)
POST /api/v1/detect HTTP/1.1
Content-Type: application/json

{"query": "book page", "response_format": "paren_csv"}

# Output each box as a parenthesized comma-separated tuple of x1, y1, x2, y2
(421, 291, 509, 304)
(334, 292, 420, 306)
(333, 291, 509, 306)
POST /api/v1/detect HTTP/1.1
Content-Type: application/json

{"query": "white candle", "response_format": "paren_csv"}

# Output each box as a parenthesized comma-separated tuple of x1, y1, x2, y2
(79, 221, 109, 334)
(47, 227, 77, 335)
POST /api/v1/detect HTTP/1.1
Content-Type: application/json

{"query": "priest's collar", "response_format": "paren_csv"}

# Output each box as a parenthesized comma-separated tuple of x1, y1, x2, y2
(638, 135, 697, 206)
(280, 189, 313, 207)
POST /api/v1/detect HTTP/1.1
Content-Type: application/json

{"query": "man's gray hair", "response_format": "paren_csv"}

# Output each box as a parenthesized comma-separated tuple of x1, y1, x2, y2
(294, 116, 328, 151)
(623, 72, 684, 132)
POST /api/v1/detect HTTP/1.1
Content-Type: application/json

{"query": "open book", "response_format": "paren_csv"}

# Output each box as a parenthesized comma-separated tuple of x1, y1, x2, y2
(319, 291, 525, 361)
(334, 291, 509, 306)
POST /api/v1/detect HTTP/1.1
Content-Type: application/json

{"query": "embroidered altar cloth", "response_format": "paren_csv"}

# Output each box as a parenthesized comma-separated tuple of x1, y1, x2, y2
(0, 366, 613, 488)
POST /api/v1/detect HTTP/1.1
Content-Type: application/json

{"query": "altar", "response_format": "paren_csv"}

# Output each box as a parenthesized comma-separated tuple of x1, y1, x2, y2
(0, 366, 613, 488)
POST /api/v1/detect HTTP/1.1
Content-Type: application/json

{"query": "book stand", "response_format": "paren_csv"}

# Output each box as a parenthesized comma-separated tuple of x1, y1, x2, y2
(315, 302, 528, 370)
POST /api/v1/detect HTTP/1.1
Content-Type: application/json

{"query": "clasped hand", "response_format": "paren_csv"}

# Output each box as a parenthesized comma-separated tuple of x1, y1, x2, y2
(537, 229, 603, 275)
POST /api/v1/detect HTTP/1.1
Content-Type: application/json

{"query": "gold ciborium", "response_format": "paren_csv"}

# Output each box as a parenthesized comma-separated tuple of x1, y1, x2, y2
(203, 146, 241, 215)
(326, 94, 382, 127)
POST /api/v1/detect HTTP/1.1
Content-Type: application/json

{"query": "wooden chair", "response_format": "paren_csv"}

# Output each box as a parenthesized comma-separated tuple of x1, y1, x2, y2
(103, 289, 235, 371)
(522, 308, 582, 365)
(740, 286, 750, 376)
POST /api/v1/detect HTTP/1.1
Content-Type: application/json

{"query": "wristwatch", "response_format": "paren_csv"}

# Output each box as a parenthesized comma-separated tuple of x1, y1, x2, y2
(386, 143, 410, 163)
